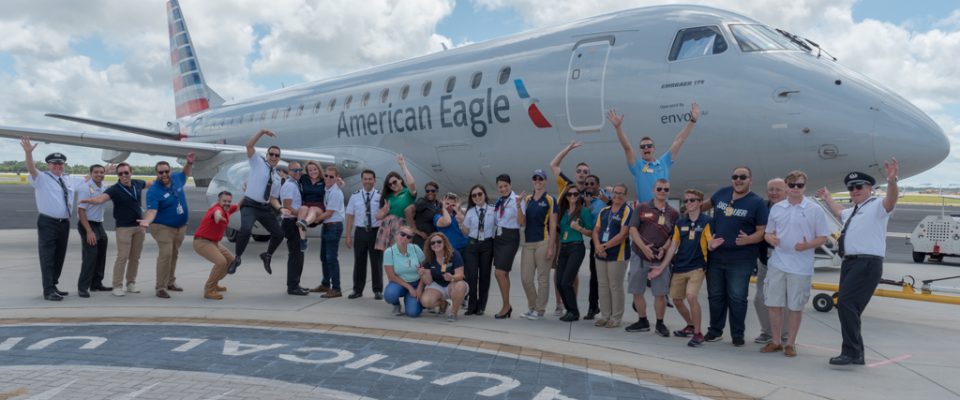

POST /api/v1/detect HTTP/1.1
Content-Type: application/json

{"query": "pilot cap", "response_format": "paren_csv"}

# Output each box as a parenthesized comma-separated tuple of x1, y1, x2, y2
(45, 152, 67, 164)
(532, 169, 547, 180)
(844, 171, 875, 187)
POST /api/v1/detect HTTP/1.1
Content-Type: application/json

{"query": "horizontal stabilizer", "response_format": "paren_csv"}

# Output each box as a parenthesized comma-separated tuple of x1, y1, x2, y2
(45, 113, 181, 140)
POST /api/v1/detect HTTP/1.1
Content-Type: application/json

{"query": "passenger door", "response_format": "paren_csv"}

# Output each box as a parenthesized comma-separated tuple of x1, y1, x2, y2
(565, 36, 614, 133)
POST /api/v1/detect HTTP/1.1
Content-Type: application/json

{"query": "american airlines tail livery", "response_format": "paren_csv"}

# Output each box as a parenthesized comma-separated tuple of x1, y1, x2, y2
(0, 1, 949, 206)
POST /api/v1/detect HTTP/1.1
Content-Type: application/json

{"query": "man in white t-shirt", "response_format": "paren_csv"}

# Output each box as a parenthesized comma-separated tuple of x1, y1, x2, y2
(230, 129, 285, 276)
(761, 170, 830, 357)
(818, 158, 899, 366)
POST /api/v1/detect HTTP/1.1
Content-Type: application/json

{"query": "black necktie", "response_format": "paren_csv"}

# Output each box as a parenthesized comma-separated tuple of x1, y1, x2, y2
(477, 207, 486, 239)
(56, 175, 70, 217)
(263, 166, 275, 202)
(364, 191, 372, 228)
(838, 198, 873, 257)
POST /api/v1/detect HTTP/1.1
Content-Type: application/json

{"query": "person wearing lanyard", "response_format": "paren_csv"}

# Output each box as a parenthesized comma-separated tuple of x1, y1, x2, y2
(700, 166, 769, 346)
(582, 174, 608, 319)
(346, 169, 384, 300)
(140, 156, 195, 299)
(591, 184, 633, 328)
(607, 103, 699, 203)
(382, 226, 425, 317)
(314, 165, 346, 298)
(374, 154, 418, 252)
(434, 193, 469, 255)
(81, 162, 152, 297)
(518, 169, 557, 320)
(229, 129, 285, 276)
(75, 164, 111, 298)
(418, 232, 469, 322)
(549, 140, 590, 317)
(279, 162, 310, 296)
(193, 191, 239, 300)
(626, 179, 680, 336)
(21, 137, 85, 301)
(412, 181, 441, 248)
(492, 174, 521, 319)
(555, 185, 594, 322)
(818, 159, 899, 366)
(461, 185, 496, 316)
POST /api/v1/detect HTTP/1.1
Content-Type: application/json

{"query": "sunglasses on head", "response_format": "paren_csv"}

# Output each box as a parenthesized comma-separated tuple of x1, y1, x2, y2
(787, 182, 805, 189)
(157, 170, 171, 175)
(398, 232, 413, 239)
(268, 152, 280, 157)
(639, 144, 654, 149)
(684, 198, 701, 203)
(847, 184, 865, 191)
(118, 171, 131, 176)
(471, 192, 484, 198)
(731, 174, 750, 181)
(655, 187, 669, 192)
(430, 240, 444, 245)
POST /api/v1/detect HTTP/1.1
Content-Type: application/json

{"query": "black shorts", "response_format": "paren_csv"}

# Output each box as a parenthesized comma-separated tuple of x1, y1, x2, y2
(493, 228, 520, 272)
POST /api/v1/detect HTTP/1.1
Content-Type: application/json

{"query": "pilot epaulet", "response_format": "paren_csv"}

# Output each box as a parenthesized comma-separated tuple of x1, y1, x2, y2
(353, 189, 361, 194)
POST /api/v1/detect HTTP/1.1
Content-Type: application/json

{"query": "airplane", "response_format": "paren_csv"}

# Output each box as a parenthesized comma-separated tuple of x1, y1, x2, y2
(0, 1, 949, 239)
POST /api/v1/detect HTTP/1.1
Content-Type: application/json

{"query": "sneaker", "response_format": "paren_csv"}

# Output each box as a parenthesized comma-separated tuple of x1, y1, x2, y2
(125, 283, 140, 293)
(754, 333, 773, 344)
(760, 343, 784, 353)
(732, 337, 746, 347)
(554, 305, 565, 317)
(584, 308, 599, 320)
(688, 333, 705, 348)
(604, 319, 621, 328)
(594, 318, 608, 327)
(625, 318, 650, 332)
(446, 313, 457, 322)
(112, 288, 125, 297)
(673, 325, 695, 337)
(392, 304, 403, 316)
(525, 311, 544, 320)
(655, 322, 670, 338)
(704, 332, 722, 342)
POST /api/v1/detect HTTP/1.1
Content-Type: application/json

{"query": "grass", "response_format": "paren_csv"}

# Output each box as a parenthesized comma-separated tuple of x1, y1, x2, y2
(0, 173, 194, 185)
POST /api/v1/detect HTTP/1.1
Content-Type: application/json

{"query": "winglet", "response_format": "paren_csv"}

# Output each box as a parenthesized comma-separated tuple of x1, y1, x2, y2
(167, 0, 223, 120)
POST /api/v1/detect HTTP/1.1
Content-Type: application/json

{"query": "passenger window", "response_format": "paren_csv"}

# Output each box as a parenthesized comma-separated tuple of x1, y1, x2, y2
(328, 98, 337, 112)
(380, 88, 390, 103)
(471, 72, 482, 89)
(361, 92, 370, 107)
(314, 101, 322, 113)
(498, 67, 511, 85)
(668, 26, 727, 61)
(445, 76, 456, 93)
(284, 107, 291, 118)
(297, 105, 304, 116)
(271, 110, 279, 120)
(421, 81, 432, 97)
(345, 95, 353, 110)
(259, 111, 267, 120)
(400, 84, 410, 100)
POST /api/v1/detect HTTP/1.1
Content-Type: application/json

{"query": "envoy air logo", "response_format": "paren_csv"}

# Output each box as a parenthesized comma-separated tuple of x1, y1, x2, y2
(514, 79, 552, 128)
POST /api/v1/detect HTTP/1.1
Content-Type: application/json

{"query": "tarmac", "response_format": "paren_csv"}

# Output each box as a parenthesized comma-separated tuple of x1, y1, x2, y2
(1, 223, 959, 399)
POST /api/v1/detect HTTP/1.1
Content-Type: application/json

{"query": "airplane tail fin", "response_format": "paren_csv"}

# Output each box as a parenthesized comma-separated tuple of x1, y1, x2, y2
(167, 0, 223, 120)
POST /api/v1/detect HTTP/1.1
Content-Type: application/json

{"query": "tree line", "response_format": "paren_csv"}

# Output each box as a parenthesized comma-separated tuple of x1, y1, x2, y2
(0, 160, 179, 175)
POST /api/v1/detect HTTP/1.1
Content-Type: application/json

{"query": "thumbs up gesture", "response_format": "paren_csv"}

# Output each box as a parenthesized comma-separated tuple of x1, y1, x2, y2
(735, 229, 749, 246)
(795, 236, 810, 251)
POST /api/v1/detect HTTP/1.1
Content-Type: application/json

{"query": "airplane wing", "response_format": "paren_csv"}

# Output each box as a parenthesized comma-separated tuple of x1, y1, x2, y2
(0, 124, 336, 164)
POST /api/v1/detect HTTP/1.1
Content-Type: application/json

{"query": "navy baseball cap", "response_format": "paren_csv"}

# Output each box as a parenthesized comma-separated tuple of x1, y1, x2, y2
(532, 169, 547, 180)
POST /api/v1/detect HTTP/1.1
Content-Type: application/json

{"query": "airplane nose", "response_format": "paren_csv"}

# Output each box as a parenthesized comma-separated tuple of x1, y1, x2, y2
(873, 98, 949, 180)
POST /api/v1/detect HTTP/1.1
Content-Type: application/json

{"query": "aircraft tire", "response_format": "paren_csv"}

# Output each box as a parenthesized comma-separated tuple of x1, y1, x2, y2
(912, 251, 926, 263)
(226, 228, 237, 243)
(813, 293, 834, 313)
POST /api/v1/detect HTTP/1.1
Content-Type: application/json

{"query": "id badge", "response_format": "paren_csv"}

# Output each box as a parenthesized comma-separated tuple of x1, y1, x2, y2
(496, 226, 503, 237)
(688, 231, 695, 241)
(563, 231, 568, 241)
(724, 207, 734, 217)
(657, 215, 665, 225)
(176, 203, 184, 215)
(602, 230, 610, 242)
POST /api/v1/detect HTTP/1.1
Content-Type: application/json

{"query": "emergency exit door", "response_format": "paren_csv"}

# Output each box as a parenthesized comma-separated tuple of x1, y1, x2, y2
(565, 36, 614, 132)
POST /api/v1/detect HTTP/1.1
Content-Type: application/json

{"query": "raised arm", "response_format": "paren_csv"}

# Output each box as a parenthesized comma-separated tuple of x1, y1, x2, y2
(245, 129, 274, 158)
(668, 102, 700, 161)
(606, 109, 636, 166)
(397, 154, 416, 196)
(816, 187, 842, 220)
(882, 157, 899, 213)
(435, 207, 452, 228)
(20, 137, 39, 179)
(550, 140, 580, 178)
(182, 152, 196, 178)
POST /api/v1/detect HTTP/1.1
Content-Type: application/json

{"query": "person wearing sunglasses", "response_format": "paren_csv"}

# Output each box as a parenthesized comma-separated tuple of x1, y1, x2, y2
(592, 184, 633, 328)
(549, 139, 590, 195)
(434, 192, 468, 257)
(699, 166, 768, 346)
(419, 233, 469, 322)
(492, 174, 521, 319)
(755, 178, 789, 346)
(140, 154, 196, 299)
(760, 170, 830, 358)
(461, 185, 496, 316)
(81, 162, 155, 297)
(374, 154, 418, 252)
(817, 158, 899, 366)
(412, 182, 441, 248)
(554, 185, 594, 321)
(626, 179, 680, 336)
(279, 162, 310, 296)
(518, 169, 557, 320)
(295, 161, 328, 251)
(345, 169, 384, 300)
(229, 129, 286, 277)
(607, 102, 699, 203)
(382, 227, 425, 317)
(192, 191, 239, 300)
(580, 174, 607, 319)
(309, 165, 346, 298)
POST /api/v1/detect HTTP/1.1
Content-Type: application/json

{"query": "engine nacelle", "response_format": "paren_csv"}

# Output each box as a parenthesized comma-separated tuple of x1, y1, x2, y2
(101, 150, 130, 163)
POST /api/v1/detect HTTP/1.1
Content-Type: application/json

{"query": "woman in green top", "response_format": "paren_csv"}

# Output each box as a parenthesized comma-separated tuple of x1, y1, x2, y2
(375, 154, 417, 251)
(555, 184, 594, 321)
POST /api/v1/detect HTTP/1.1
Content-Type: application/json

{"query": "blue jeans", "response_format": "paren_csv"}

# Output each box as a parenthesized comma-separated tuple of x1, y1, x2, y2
(383, 280, 423, 317)
(706, 257, 754, 339)
(320, 222, 343, 291)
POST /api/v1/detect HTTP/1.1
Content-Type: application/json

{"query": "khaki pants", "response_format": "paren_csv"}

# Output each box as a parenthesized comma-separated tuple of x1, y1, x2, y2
(520, 240, 551, 313)
(112, 226, 144, 288)
(194, 237, 235, 293)
(596, 259, 627, 322)
(151, 224, 186, 291)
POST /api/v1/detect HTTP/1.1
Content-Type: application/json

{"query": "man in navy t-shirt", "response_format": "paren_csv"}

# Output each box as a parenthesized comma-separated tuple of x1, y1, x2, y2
(700, 166, 768, 346)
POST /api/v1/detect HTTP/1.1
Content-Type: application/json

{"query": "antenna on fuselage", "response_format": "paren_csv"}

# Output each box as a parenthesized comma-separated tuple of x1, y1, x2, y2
(441, 43, 448, 51)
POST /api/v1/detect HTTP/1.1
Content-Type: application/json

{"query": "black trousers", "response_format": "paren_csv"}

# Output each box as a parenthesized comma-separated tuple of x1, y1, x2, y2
(235, 202, 284, 258)
(464, 238, 494, 313)
(37, 215, 70, 295)
(838, 256, 883, 358)
(282, 218, 304, 291)
(556, 242, 586, 315)
(588, 242, 599, 312)
(77, 221, 108, 291)
(352, 227, 383, 294)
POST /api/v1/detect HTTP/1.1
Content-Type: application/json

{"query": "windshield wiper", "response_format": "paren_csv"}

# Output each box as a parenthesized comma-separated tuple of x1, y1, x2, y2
(775, 28, 837, 61)
(803, 37, 838, 61)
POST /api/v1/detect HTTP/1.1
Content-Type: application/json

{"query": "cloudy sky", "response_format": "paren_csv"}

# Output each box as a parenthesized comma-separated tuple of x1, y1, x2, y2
(1, 0, 957, 186)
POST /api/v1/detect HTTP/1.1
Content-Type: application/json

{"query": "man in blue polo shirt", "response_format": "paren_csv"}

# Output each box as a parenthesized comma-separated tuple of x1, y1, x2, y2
(607, 103, 700, 202)
(139, 155, 194, 299)
(701, 166, 768, 346)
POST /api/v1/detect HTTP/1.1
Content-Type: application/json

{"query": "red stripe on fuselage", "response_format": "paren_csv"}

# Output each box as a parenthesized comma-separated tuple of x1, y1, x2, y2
(176, 98, 209, 119)
(527, 105, 552, 128)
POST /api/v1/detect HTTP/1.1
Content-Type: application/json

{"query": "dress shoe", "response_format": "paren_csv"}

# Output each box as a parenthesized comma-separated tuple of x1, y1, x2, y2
(287, 288, 309, 296)
(166, 284, 184, 292)
(464, 309, 477, 316)
(760, 343, 783, 353)
(92, 285, 112, 292)
(54, 288, 68, 296)
(78, 290, 90, 298)
(373, 291, 383, 300)
(259, 252, 273, 275)
(203, 290, 223, 300)
(559, 312, 579, 322)
(494, 307, 512, 319)
(156, 289, 171, 299)
(43, 292, 63, 301)
(310, 284, 331, 293)
(348, 292, 363, 299)
(829, 355, 865, 365)
(584, 308, 599, 320)
(320, 290, 342, 298)
(227, 257, 241, 274)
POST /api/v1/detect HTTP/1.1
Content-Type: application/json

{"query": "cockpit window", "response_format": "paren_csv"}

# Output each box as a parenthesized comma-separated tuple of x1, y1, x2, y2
(729, 24, 805, 52)
(669, 26, 727, 61)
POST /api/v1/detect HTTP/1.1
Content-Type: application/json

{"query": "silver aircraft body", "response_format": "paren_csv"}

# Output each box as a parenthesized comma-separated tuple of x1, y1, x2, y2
(0, 1, 949, 215)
